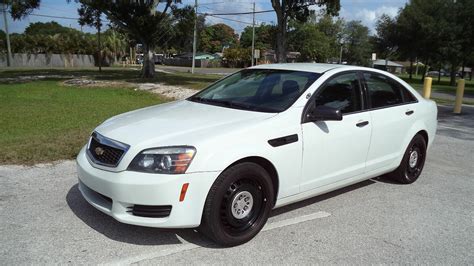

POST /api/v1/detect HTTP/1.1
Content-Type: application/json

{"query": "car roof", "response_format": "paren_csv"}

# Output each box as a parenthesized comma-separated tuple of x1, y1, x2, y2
(249, 63, 354, 73)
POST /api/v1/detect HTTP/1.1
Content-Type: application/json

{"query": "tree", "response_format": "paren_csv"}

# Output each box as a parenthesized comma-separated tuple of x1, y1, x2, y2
(169, 5, 205, 53)
(240, 24, 276, 51)
(7, 0, 40, 19)
(452, 0, 474, 81)
(103, 29, 128, 64)
(8, 0, 182, 77)
(24, 21, 72, 35)
(288, 13, 342, 62)
(270, 0, 340, 62)
(199, 23, 238, 53)
(343, 20, 371, 66)
(392, 0, 474, 85)
(223, 47, 251, 68)
(75, 0, 180, 78)
(0, 29, 6, 54)
(373, 14, 398, 71)
(77, 1, 104, 71)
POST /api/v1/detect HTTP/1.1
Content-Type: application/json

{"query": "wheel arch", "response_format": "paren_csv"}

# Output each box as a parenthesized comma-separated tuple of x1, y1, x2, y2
(227, 156, 279, 204)
(393, 122, 430, 169)
(417, 129, 429, 145)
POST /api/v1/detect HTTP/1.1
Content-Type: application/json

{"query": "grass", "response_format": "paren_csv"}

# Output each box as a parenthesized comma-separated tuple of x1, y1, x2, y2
(0, 68, 221, 165)
(397, 73, 474, 95)
(0, 80, 167, 164)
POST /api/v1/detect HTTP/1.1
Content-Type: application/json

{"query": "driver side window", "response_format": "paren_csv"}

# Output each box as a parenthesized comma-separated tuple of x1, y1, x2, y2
(315, 73, 362, 114)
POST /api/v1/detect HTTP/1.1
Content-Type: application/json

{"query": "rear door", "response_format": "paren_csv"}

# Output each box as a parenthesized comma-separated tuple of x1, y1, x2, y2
(362, 71, 419, 172)
(300, 72, 372, 192)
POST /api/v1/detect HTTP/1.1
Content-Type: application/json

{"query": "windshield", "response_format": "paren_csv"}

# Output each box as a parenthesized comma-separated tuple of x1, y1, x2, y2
(188, 69, 321, 113)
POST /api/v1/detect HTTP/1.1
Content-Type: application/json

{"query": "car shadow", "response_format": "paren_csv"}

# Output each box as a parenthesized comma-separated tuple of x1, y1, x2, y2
(370, 174, 404, 185)
(66, 184, 207, 246)
(270, 179, 376, 217)
(67, 178, 383, 247)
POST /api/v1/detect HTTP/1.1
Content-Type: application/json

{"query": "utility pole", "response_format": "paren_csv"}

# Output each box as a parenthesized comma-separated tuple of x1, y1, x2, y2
(2, 3, 12, 67)
(191, 0, 197, 74)
(97, 23, 102, 72)
(339, 44, 343, 64)
(251, 1, 255, 66)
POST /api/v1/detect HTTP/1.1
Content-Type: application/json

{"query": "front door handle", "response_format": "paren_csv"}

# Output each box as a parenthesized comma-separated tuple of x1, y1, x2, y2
(356, 121, 369, 127)
(405, 110, 414, 116)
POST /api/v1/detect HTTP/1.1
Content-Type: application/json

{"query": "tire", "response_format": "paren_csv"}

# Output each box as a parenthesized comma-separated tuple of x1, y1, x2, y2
(389, 134, 427, 184)
(199, 162, 275, 246)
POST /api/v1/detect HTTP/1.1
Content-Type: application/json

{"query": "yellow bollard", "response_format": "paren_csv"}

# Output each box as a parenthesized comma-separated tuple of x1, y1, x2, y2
(422, 77, 432, 99)
(453, 79, 465, 114)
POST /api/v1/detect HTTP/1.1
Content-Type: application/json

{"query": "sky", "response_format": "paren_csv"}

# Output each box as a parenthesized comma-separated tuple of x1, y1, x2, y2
(2, 0, 409, 35)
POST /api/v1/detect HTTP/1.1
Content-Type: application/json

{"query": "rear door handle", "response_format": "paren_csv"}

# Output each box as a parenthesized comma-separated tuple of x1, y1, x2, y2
(356, 121, 369, 127)
(405, 110, 414, 116)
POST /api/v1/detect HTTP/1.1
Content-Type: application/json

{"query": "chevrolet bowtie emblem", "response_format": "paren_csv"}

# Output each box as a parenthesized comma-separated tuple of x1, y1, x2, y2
(95, 147, 105, 156)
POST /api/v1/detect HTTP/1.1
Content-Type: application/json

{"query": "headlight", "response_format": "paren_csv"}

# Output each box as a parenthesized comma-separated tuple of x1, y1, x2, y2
(128, 146, 196, 174)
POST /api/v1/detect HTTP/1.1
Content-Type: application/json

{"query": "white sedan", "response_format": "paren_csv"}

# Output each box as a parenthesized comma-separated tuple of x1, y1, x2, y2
(77, 63, 437, 246)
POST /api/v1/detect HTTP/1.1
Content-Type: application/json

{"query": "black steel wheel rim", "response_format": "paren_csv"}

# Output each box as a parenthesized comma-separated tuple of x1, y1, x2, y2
(220, 178, 266, 236)
(406, 144, 423, 179)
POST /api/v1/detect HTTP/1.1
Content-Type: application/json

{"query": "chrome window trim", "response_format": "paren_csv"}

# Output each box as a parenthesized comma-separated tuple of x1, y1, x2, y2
(86, 131, 130, 170)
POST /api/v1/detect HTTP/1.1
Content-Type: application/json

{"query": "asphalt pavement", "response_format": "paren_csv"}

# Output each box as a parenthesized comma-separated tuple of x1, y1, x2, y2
(0, 105, 473, 264)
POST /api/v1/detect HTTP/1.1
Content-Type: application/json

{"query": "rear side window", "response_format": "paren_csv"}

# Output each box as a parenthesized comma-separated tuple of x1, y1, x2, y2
(364, 72, 403, 108)
(364, 72, 417, 108)
(315, 72, 362, 114)
(401, 86, 418, 103)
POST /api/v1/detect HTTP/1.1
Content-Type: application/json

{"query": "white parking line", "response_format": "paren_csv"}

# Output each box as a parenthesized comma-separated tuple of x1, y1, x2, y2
(103, 211, 331, 265)
(262, 211, 331, 232)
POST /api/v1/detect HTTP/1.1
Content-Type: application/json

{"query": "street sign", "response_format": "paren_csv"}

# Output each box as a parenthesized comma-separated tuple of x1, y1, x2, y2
(254, 49, 260, 59)
(372, 53, 377, 61)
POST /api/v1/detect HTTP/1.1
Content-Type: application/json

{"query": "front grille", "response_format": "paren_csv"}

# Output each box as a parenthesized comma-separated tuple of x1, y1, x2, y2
(127, 205, 172, 218)
(87, 132, 129, 167)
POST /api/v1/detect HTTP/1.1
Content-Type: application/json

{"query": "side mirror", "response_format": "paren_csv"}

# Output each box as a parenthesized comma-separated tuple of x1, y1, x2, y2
(305, 105, 342, 122)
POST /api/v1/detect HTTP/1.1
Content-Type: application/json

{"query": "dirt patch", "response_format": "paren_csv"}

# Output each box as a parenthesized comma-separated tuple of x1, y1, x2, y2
(0, 75, 75, 83)
(62, 78, 196, 100)
(137, 83, 196, 100)
(63, 78, 132, 88)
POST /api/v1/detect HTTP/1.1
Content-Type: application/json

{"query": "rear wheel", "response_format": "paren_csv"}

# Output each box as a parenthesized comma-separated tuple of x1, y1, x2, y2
(199, 162, 274, 246)
(389, 134, 427, 184)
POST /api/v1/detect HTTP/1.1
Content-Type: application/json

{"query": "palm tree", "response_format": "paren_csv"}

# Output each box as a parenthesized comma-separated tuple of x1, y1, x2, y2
(104, 30, 127, 64)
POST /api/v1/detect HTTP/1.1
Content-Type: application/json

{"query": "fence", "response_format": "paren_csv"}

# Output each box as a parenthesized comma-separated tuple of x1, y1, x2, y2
(0, 53, 95, 68)
(162, 58, 221, 68)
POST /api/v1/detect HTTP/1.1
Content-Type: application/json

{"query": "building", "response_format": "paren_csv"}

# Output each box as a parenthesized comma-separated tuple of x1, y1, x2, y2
(176, 52, 217, 60)
(373, 59, 404, 74)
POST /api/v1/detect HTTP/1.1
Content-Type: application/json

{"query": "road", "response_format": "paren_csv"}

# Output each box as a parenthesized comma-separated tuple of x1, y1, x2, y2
(1, 105, 473, 264)
(156, 65, 239, 75)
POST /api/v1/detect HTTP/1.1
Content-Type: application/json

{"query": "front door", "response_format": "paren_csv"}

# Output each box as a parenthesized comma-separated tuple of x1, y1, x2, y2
(300, 72, 372, 192)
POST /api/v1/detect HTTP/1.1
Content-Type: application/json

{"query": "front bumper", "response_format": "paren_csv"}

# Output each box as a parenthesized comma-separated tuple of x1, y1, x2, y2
(76, 146, 219, 228)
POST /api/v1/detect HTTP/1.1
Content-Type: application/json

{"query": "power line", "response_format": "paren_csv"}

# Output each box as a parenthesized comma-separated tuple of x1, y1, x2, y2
(202, 13, 253, 25)
(29, 13, 79, 20)
(198, 2, 227, 6)
(201, 9, 274, 16)
(28, 13, 110, 23)
(200, 5, 253, 13)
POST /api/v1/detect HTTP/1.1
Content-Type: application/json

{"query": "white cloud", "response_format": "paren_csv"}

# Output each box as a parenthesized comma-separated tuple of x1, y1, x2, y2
(340, 5, 401, 33)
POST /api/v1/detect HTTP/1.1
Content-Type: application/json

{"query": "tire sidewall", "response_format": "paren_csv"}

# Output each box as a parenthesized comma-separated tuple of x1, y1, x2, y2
(401, 134, 427, 183)
(202, 162, 274, 246)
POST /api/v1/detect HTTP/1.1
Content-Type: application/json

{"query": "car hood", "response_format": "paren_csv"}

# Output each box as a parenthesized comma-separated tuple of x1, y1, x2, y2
(95, 100, 277, 147)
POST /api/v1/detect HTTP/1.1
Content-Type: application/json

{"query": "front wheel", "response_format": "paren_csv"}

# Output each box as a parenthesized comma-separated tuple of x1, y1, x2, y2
(199, 162, 274, 246)
(389, 134, 427, 184)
